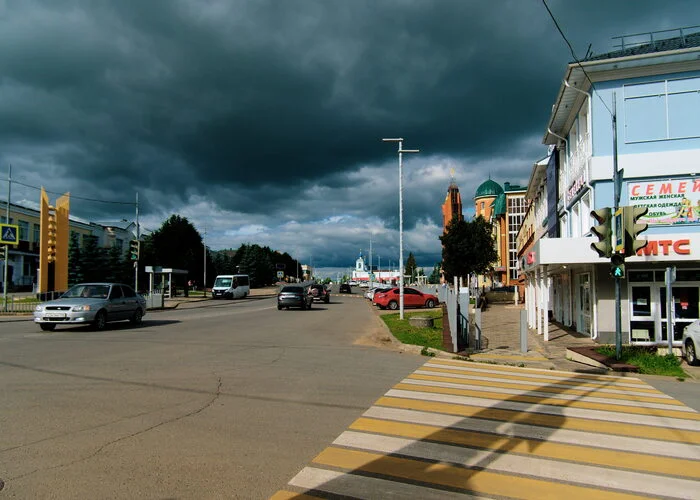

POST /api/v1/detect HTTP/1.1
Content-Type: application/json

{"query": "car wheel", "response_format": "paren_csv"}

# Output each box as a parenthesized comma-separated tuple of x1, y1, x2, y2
(425, 299, 435, 308)
(40, 323, 56, 331)
(388, 301, 398, 310)
(687, 339, 699, 366)
(130, 308, 143, 325)
(93, 311, 107, 331)
(277, 305, 282, 310)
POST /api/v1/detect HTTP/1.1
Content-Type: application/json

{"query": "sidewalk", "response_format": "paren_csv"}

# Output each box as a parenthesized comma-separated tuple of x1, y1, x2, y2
(454, 302, 700, 379)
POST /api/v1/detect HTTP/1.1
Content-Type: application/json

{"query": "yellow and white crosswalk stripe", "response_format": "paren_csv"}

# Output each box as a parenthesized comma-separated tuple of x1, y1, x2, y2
(273, 358, 700, 499)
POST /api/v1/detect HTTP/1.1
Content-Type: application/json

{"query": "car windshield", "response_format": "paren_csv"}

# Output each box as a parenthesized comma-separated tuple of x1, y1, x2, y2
(214, 277, 232, 287)
(281, 286, 303, 293)
(62, 284, 110, 299)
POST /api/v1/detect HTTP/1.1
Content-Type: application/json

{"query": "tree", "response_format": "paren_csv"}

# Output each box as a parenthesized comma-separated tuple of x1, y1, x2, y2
(149, 215, 204, 283)
(405, 252, 418, 283)
(428, 263, 441, 284)
(80, 235, 106, 283)
(440, 215, 498, 282)
(68, 232, 82, 286)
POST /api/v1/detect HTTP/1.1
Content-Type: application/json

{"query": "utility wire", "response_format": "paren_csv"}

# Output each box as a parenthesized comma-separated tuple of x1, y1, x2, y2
(1, 179, 136, 205)
(541, 0, 614, 117)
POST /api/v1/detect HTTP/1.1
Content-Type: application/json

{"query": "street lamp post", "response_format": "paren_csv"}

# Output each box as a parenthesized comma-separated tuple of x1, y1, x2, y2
(383, 138, 419, 320)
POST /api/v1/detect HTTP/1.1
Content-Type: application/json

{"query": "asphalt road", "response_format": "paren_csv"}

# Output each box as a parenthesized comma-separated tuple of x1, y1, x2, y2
(0, 292, 424, 499)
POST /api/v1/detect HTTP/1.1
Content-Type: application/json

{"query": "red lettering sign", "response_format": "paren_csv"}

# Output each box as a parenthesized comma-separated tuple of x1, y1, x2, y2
(659, 183, 672, 194)
(637, 239, 690, 256)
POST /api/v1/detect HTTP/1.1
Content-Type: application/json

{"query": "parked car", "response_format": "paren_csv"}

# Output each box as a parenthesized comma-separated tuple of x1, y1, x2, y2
(339, 283, 352, 294)
(365, 285, 392, 301)
(373, 287, 438, 310)
(308, 284, 330, 303)
(33, 283, 147, 331)
(277, 285, 314, 310)
(683, 320, 700, 365)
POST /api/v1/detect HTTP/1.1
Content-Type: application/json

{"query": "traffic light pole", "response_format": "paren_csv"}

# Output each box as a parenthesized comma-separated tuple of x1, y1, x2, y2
(134, 192, 139, 293)
(612, 92, 622, 360)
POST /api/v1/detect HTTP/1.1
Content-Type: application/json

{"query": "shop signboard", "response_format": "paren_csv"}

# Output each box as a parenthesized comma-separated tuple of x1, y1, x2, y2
(628, 178, 700, 225)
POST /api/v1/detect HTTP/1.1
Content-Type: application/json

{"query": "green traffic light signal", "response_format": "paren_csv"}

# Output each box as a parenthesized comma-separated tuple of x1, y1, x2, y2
(590, 207, 613, 258)
(610, 252, 625, 279)
(623, 206, 649, 257)
(130, 239, 140, 261)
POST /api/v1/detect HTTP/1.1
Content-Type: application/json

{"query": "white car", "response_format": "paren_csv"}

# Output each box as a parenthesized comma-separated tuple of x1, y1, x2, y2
(682, 320, 700, 366)
(365, 286, 392, 301)
(34, 283, 146, 331)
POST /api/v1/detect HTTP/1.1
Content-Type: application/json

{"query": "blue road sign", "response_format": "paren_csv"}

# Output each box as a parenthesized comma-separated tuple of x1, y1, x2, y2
(0, 224, 18, 245)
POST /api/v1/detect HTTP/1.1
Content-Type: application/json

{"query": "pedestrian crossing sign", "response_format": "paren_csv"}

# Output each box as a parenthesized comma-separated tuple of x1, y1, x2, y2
(0, 223, 19, 245)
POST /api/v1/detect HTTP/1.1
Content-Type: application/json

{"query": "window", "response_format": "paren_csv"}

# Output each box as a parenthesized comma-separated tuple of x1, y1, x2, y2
(624, 77, 700, 142)
(480, 202, 484, 211)
(17, 220, 29, 241)
(34, 224, 40, 243)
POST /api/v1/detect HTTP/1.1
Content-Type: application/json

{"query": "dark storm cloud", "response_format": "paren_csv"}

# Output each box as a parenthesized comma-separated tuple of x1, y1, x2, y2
(1, 0, 698, 266)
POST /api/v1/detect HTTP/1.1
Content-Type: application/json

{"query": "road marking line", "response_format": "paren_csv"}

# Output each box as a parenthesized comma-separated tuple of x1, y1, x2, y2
(429, 358, 649, 385)
(288, 466, 488, 499)
(379, 393, 700, 439)
(393, 383, 700, 422)
(334, 430, 699, 497)
(363, 406, 700, 460)
(404, 376, 690, 410)
(348, 419, 700, 479)
(312, 447, 647, 500)
(419, 366, 670, 396)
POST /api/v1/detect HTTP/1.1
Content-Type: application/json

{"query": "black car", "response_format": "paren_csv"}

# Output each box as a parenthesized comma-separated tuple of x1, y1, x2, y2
(277, 285, 314, 310)
(339, 283, 352, 294)
(309, 284, 330, 303)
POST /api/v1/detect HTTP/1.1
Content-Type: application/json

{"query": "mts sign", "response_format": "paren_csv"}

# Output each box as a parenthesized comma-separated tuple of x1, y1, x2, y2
(636, 239, 690, 257)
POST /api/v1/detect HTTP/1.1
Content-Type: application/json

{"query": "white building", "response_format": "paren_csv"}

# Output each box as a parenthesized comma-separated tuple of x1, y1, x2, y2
(521, 27, 700, 346)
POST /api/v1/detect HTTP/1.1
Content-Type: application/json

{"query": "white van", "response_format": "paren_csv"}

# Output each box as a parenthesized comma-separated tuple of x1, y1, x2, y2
(211, 274, 250, 299)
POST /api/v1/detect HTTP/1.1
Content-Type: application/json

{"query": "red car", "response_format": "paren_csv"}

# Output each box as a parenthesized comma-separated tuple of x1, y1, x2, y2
(373, 287, 438, 310)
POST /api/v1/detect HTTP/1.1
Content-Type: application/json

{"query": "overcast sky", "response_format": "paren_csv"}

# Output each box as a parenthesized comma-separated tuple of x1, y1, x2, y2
(1, 0, 698, 273)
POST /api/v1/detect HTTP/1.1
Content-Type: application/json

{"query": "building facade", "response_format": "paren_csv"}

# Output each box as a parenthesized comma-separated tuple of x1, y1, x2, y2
(521, 27, 700, 346)
(473, 180, 527, 288)
(0, 199, 138, 292)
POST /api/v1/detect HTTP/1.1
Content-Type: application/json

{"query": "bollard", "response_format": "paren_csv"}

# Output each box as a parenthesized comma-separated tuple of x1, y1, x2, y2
(520, 308, 528, 353)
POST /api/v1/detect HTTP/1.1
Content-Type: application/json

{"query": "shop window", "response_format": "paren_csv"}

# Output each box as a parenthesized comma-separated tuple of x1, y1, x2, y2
(677, 270, 700, 281)
(631, 287, 652, 316)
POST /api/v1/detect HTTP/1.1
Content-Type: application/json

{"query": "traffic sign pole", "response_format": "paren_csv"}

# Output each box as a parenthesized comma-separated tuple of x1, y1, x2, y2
(3, 165, 11, 312)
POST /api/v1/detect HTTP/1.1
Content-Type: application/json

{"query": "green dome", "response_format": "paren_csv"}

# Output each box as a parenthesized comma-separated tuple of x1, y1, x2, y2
(475, 179, 503, 198)
(491, 193, 506, 216)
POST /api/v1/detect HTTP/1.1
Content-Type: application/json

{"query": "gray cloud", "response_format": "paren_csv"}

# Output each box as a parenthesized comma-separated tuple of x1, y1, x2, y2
(0, 0, 697, 268)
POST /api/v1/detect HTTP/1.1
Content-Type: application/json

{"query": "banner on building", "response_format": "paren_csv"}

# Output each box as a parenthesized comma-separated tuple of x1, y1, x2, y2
(628, 178, 700, 225)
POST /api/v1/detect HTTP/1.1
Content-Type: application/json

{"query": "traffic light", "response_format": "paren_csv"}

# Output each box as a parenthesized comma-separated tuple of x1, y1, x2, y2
(130, 239, 140, 261)
(590, 207, 613, 258)
(47, 205, 57, 263)
(611, 252, 625, 278)
(623, 206, 649, 257)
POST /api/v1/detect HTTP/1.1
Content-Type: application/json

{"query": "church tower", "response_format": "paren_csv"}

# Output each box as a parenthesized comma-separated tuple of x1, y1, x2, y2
(441, 169, 463, 232)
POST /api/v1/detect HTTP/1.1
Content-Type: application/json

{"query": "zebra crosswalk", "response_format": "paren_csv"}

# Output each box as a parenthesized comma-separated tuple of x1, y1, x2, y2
(271, 359, 700, 499)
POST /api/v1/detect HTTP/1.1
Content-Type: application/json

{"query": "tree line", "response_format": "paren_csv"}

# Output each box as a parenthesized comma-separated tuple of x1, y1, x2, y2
(68, 215, 302, 291)
(67, 213, 498, 292)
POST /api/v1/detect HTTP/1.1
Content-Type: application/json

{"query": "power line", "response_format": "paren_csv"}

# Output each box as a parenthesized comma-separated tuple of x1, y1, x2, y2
(1, 179, 136, 206)
(541, 0, 613, 117)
